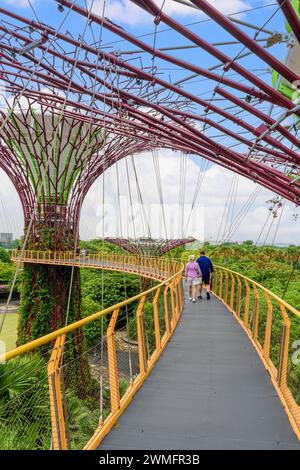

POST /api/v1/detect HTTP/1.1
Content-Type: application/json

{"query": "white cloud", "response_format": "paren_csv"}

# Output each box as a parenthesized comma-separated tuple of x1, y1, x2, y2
(88, 0, 250, 27)
(3, 0, 37, 6)
(80, 150, 300, 245)
(160, 0, 250, 17)
(88, 0, 149, 26)
(0, 171, 24, 238)
(1, 0, 250, 24)
(0, 149, 299, 245)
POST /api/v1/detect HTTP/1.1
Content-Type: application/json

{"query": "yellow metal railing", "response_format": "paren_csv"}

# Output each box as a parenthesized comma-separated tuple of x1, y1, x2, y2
(1, 252, 184, 450)
(212, 265, 300, 440)
(11, 249, 178, 281)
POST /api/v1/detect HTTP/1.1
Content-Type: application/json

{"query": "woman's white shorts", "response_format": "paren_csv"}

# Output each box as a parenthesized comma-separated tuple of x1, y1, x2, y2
(187, 277, 201, 286)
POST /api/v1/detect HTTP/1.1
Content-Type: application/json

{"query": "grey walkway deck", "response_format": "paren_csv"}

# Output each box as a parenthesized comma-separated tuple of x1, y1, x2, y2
(99, 290, 300, 450)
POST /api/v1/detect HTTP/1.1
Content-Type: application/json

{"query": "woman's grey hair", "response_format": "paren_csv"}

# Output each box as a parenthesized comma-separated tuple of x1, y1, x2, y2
(188, 255, 195, 263)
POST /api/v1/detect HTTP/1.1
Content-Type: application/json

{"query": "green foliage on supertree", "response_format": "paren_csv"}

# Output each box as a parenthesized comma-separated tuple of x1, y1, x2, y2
(18, 263, 81, 345)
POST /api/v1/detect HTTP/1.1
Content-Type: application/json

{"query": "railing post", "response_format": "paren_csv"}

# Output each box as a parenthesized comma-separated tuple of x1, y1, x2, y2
(229, 273, 235, 312)
(136, 295, 147, 374)
(212, 269, 217, 294)
(224, 271, 229, 305)
(236, 276, 242, 318)
(169, 281, 176, 327)
(153, 288, 161, 352)
(174, 279, 180, 320)
(243, 279, 250, 328)
(277, 304, 290, 389)
(219, 270, 223, 299)
(178, 275, 183, 312)
(107, 308, 120, 412)
(48, 334, 68, 450)
(251, 283, 260, 342)
(164, 285, 171, 337)
(263, 291, 273, 361)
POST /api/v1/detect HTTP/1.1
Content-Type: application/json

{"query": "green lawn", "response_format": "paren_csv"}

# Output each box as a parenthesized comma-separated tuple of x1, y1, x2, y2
(0, 314, 18, 352)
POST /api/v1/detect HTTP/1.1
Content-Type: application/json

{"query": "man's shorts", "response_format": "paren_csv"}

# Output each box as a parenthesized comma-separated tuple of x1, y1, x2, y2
(187, 277, 201, 286)
(202, 274, 211, 285)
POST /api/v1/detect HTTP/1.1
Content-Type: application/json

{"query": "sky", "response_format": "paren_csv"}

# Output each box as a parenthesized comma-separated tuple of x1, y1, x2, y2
(0, 0, 299, 245)
(79, 151, 300, 244)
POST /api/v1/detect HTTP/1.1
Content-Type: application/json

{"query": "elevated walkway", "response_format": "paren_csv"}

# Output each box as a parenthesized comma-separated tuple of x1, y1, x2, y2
(100, 288, 300, 450)
(4, 251, 300, 450)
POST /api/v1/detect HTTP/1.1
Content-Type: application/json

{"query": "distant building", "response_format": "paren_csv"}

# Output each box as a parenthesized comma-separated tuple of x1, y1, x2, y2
(0, 233, 13, 245)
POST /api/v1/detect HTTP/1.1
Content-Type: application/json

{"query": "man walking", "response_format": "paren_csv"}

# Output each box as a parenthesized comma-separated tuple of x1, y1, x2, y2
(196, 250, 214, 300)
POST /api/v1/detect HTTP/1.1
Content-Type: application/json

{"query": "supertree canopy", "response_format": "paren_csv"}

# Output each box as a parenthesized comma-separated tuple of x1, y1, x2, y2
(0, 96, 150, 341)
(0, 0, 300, 342)
(105, 237, 196, 256)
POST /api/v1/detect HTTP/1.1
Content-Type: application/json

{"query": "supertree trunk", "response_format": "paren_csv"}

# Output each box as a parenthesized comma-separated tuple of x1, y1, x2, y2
(19, 261, 86, 395)
(18, 262, 81, 344)
(17, 207, 88, 395)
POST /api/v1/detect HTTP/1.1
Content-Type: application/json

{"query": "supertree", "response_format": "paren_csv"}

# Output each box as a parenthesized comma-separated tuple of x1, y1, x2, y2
(0, 96, 105, 343)
(105, 237, 196, 256)
(0, 0, 300, 346)
(0, 95, 161, 342)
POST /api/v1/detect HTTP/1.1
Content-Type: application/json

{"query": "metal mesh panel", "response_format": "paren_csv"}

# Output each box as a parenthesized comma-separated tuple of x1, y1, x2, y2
(256, 292, 269, 349)
(287, 312, 300, 406)
(269, 302, 284, 368)
(115, 340, 138, 399)
(158, 289, 167, 341)
(143, 300, 156, 360)
(57, 332, 102, 450)
(0, 353, 51, 450)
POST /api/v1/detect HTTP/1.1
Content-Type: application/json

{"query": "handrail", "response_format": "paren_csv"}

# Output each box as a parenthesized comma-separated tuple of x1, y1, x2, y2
(10, 249, 182, 283)
(212, 264, 300, 440)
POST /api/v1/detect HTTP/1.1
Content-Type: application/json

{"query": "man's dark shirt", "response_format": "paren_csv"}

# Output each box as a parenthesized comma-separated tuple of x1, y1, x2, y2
(196, 256, 213, 281)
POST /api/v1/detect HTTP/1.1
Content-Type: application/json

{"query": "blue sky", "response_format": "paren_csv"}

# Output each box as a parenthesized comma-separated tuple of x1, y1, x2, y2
(0, 0, 299, 244)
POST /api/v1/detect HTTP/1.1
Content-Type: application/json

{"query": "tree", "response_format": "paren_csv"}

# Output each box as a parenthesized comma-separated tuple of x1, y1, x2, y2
(0, 262, 15, 284)
(243, 240, 254, 245)
(0, 247, 11, 264)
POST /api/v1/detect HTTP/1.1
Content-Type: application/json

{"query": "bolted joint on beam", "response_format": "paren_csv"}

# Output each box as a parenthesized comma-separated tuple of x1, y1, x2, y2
(14, 32, 49, 56)
(154, 15, 161, 25)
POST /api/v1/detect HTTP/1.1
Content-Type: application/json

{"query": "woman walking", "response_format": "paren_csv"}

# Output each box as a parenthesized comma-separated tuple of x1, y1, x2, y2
(185, 255, 202, 303)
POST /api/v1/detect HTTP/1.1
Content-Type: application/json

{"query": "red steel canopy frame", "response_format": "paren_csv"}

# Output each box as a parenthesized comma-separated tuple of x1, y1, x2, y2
(0, 0, 299, 229)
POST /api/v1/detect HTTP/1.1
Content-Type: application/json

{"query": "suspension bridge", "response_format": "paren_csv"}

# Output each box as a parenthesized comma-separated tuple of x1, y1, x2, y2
(0, 0, 300, 451)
